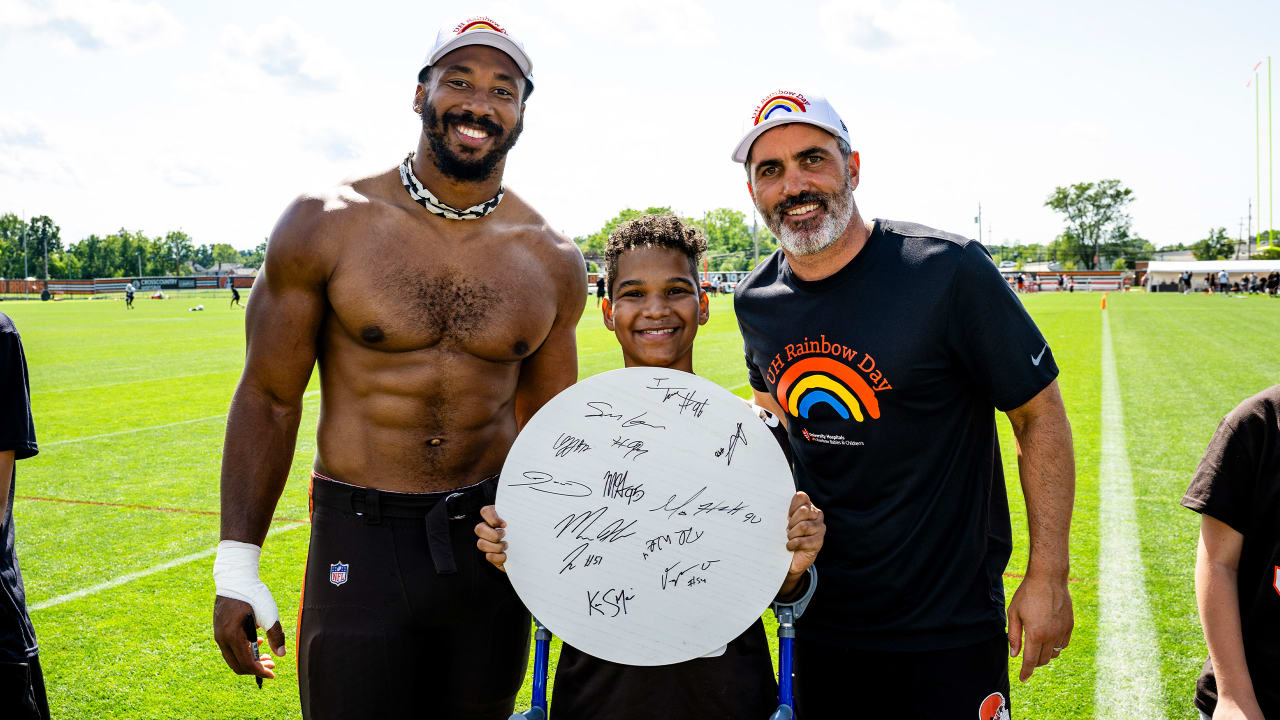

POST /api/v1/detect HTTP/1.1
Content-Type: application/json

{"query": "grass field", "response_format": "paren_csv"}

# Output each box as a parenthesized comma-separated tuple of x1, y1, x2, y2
(2, 289, 1277, 719)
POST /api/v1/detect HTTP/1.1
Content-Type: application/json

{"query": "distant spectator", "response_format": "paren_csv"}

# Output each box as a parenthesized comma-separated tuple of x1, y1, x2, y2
(595, 274, 606, 308)
(1268, 270, 1279, 297)
(1181, 385, 1280, 720)
(1058, 274, 1066, 291)
(1218, 269, 1231, 294)
(1207, 273, 1216, 293)
(124, 282, 135, 310)
(0, 312, 48, 720)
(230, 284, 243, 309)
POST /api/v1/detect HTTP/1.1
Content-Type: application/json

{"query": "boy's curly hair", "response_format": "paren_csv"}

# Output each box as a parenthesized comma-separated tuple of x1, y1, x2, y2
(604, 214, 707, 299)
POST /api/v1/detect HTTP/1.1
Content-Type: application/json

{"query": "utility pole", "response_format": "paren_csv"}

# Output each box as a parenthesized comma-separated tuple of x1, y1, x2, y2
(42, 226, 49, 280)
(974, 202, 982, 245)
(21, 210, 28, 296)
(751, 210, 759, 266)
(1247, 199, 1252, 259)
(137, 252, 142, 278)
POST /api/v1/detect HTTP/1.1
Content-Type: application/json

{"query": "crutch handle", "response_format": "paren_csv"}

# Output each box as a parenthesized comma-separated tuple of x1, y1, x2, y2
(768, 705, 794, 720)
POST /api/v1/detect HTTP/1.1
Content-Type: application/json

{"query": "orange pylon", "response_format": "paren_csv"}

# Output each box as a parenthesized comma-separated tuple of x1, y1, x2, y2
(1101, 293, 1108, 310)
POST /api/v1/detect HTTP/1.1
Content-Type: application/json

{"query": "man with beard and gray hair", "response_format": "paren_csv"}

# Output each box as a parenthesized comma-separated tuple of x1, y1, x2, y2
(211, 16, 585, 719)
(731, 90, 1076, 718)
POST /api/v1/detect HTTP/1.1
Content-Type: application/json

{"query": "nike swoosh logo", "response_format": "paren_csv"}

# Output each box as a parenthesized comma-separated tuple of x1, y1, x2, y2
(1031, 344, 1048, 366)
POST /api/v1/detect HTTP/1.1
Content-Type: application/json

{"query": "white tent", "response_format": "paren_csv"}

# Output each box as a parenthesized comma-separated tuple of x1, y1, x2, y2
(1145, 260, 1280, 292)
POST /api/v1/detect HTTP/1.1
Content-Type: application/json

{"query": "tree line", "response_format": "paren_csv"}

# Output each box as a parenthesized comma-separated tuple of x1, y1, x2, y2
(0, 212, 266, 280)
(575, 207, 778, 274)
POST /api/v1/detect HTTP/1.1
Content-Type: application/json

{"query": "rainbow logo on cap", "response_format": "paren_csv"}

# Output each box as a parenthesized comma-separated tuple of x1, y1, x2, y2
(453, 17, 508, 35)
(753, 91, 810, 126)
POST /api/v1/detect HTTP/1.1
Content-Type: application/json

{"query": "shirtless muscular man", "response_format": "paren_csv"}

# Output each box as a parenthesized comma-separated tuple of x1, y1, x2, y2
(212, 18, 585, 719)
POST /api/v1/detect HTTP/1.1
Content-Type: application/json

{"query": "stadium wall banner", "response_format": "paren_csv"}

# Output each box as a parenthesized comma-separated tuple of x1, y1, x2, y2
(42, 276, 257, 295)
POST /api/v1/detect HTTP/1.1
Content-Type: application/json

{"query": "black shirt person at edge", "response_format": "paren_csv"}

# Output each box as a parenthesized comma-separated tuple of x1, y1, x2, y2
(0, 312, 48, 720)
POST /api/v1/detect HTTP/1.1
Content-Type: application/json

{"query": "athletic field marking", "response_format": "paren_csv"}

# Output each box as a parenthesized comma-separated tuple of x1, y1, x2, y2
(43, 413, 227, 446)
(40, 369, 237, 395)
(1096, 311, 1165, 720)
(29, 522, 306, 612)
(17, 495, 308, 525)
(43, 390, 320, 447)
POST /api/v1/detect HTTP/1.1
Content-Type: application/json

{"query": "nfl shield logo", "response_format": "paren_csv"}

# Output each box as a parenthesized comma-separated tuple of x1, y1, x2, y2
(329, 562, 349, 587)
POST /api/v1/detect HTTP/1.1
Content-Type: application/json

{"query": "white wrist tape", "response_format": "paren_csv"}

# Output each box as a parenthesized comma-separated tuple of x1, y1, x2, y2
(213, 540, 280, 630)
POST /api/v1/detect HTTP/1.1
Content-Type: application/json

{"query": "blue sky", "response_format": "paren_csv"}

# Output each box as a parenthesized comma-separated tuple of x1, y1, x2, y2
(1, 0, 1277, 251)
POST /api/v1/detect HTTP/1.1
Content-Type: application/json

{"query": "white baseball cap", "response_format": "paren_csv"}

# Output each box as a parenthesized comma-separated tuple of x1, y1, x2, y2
(731, 89, 851, 163)
(420, 16, 534, 95)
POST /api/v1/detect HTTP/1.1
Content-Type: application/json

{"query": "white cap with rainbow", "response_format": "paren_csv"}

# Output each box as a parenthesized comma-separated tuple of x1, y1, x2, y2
(421, 16, 534, 94)
(731, 89, 850, 163)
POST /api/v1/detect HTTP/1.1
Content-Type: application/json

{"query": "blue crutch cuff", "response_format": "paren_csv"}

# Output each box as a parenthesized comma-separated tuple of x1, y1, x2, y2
(771, 565, 817, 621)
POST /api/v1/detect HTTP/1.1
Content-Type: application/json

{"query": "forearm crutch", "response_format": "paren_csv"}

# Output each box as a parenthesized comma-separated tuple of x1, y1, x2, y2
(769, 565, 817, 720)
(510, 617, 552, 720)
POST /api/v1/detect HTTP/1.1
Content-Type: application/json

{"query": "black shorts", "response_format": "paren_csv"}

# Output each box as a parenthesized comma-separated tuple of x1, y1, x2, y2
(794, 632, 1011, 719)
(0, 654, 50, 720)
(298, 474, 531, 720)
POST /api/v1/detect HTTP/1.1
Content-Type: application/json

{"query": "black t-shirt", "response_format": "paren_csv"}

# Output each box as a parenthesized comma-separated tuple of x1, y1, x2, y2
(734, 220, 1058, 650)
(549, 618, 777, 719)
(1180, 385, 1280, 717)
(0, 311, 38, 661)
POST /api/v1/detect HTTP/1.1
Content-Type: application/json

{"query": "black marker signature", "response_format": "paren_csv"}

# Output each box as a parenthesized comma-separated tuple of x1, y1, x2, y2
(554, 506, 638, 544)
(714, 422, 748, 466)
(649, 486, 706, 520)
(659, 559, 721, 590)
(553, 433, 592, 458)
(645, 377, 709, 417)
(560, 542, 605, 574)
(602, 470, 645, 505)
(585, 401, 624, 421)
(587, 587, 636, 617)
(510, 470, 592, 497)
(611, 436, 648, 461)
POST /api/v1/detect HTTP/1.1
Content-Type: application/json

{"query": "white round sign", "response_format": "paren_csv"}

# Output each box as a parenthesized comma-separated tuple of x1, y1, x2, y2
(498, 368, 794, 666)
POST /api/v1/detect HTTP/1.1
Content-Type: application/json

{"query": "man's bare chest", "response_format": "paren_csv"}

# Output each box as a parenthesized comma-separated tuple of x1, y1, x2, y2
(325, 236, 559, 362)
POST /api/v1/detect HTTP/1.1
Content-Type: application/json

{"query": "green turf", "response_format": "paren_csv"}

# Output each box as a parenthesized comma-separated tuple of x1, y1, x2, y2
(2, 289, 1275, 718)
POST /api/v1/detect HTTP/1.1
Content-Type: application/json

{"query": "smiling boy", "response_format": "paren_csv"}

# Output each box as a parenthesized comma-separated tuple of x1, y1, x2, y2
(475, 214, 824, 718)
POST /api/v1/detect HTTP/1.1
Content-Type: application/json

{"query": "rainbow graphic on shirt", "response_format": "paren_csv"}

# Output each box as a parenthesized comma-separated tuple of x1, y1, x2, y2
(454, 17, 508, 36)
(762, 334, 891, 423)
(776, 357, 880, 421)
(753, 92, 809, 126)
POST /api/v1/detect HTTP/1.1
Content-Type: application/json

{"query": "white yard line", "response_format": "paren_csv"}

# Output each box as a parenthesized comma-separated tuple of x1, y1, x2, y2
(1096, 310, 1166, 720)
(30, 523, 306, 612)
(43, 390, 320, 447)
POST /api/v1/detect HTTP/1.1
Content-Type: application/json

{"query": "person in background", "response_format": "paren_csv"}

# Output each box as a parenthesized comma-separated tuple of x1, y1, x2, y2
(124, 281, 135, 309)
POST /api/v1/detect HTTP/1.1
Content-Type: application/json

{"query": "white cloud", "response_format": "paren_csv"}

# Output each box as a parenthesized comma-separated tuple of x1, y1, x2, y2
(818, 0, 989, 66)
(302, 128, 365, 163)
(0, 115, 46, 148)
(0, 115, 73, 183)
(221, 18, 352, 92)
(544, 0, 719, 47)
(0, 0, 181, 52)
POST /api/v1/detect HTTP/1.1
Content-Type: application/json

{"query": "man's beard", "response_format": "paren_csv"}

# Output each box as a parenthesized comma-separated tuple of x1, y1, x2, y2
(421, 101, 524, 182)
(762, 172, 854, 257)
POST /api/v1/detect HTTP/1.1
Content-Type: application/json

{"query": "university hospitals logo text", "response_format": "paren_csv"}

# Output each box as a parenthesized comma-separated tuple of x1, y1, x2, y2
(766, 334, 892, 425)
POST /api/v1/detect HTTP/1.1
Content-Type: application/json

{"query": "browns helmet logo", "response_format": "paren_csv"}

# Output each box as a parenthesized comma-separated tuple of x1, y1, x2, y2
(979, 692, 1009, 720)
